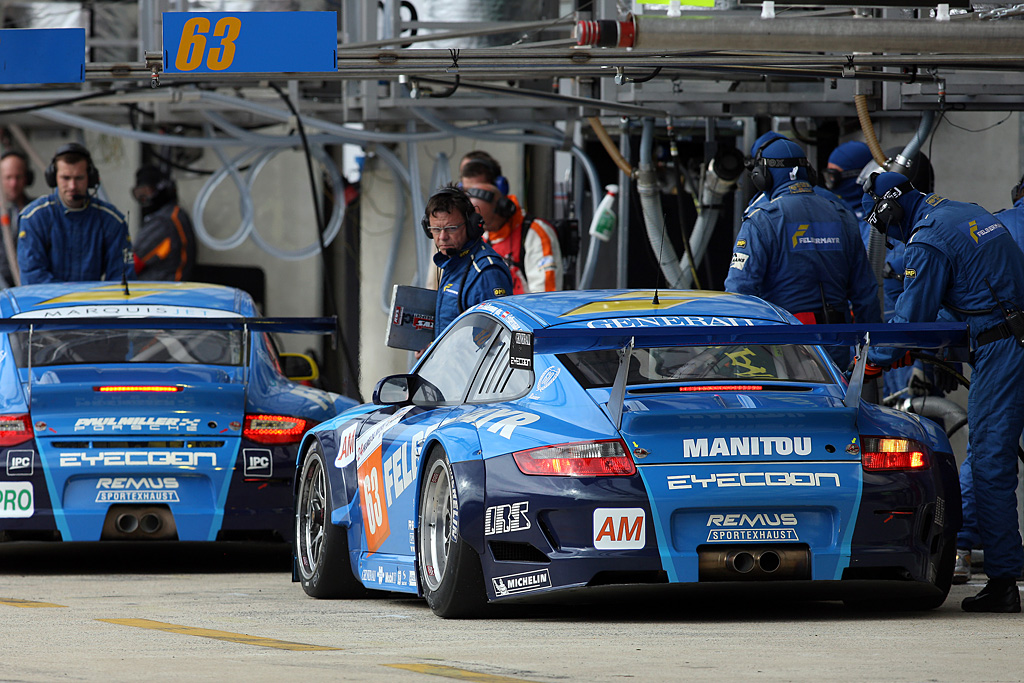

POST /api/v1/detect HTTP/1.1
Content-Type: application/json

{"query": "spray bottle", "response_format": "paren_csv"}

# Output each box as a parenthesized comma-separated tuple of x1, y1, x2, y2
(588, 184, 619, 242)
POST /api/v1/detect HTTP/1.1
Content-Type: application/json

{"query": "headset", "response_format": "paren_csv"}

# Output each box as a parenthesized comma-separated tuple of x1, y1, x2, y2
(461, 156, 510, 196)
(864, 173, 916, 232)
(463, 186, 516, 220)
(421, 186, 485, 241)
(822, 167, 861, 191)
(1, 150, 34, 187)
(44, 142, 100, 189)
(747, 138, 809, 194)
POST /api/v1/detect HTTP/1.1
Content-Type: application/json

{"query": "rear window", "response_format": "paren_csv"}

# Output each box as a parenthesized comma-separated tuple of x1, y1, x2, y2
(11, 329, 244, 367)
(559, 344, 831, 389)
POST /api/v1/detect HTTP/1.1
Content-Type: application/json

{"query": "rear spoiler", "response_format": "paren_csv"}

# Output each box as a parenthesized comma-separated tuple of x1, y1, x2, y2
(0, 316, 337, 337)
(518, 322, 970, 430)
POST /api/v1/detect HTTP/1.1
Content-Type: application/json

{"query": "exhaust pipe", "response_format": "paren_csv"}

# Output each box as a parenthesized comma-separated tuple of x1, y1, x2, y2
(115, 513, 139, 533)
(700, 545, 811, 581)
(139, 513, 163, 534)
(728, 551, 756, 574)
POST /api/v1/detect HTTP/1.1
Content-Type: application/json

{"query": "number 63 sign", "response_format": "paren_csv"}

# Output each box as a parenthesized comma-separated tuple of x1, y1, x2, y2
(163, 12, 337, 74)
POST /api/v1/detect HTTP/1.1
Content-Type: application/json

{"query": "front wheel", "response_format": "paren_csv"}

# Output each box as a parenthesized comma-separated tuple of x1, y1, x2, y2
(417, 447, 487, 618)
(295, 441, 367, 598)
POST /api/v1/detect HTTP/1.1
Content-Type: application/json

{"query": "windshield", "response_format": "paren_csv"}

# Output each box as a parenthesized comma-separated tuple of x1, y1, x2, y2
(559, 344, 831, 389)
(10, 329, 244, 367)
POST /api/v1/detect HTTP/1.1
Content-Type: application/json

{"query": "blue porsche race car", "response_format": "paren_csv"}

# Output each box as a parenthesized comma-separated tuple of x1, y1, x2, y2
(293, 289, 967, 617)
(0, 282, 356, 543)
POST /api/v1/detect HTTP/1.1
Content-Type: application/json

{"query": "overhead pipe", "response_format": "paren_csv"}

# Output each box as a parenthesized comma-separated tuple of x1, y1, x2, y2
(576, 14, 1024, 55)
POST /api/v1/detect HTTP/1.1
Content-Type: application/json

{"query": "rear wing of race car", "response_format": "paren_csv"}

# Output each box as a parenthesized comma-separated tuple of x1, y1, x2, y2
(0, 316, 338, 394)
(514, 321, 970, 429)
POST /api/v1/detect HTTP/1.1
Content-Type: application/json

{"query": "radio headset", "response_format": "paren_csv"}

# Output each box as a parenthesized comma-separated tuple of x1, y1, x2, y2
(747, 139, 809, 194)
(421, 187, 485, 242)
(44, 142, 100, 189)
(463, 186, 516, 220)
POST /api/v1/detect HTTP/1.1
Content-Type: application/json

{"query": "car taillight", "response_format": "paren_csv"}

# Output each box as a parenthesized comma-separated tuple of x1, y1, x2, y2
(0, 414, 33, 447)
(243, 414, 309, 445)
(513, 439, 635, 476)
(861, 436, 931, 471)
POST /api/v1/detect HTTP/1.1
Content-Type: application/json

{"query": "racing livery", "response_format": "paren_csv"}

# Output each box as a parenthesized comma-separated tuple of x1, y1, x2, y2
(293, 289, 966, 617)
(0, 282, 355, 543)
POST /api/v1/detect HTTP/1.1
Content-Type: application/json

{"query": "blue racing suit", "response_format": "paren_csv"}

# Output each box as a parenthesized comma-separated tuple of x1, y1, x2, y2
(727, 179, 881, 368)
(956, 196, 1024, 552)
(434, 237, 513, 339)
(866, 188, 1024, 580)
(17, 191, 132, 284)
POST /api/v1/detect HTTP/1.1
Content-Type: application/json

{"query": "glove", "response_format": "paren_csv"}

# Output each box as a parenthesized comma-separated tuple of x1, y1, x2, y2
(889, 350, 914, 369)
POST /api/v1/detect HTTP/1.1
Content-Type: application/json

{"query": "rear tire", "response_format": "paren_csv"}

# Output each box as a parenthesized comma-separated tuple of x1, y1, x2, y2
(417, 447, 487, 618)
(844, 535, 955, 611)
(295, 441, 367, 598)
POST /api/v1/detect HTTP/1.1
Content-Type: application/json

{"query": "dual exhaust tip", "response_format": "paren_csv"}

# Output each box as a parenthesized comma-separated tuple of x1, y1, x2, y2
(101, 505, 178, 540)
(726, 549, 782, 574)
(698, 545, 811, 581)
(115, 512, 164, 535)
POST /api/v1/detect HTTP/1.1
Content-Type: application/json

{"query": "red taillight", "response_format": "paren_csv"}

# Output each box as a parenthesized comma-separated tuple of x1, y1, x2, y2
(243, 414, 309, 445)
(513, 439, 635, 476)
(861, 436, 931, 471)
(679, 385, 763, 392)
(0, 414, 33, 446)
(94, 386, 182, 393)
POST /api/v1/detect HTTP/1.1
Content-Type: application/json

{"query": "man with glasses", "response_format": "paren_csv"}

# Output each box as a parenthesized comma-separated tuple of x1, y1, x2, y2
(423, 185, 512, 343)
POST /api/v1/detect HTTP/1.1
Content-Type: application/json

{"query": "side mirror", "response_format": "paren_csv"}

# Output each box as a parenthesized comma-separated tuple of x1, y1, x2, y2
(373, 374, 412, 405)
(280, 352, 319, 382)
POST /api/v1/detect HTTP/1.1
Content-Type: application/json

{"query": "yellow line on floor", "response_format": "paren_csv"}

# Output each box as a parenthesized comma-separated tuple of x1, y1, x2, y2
(384, 663, 541, 682)
(0, 598, 66, 608)
(98, 618, 342, 651)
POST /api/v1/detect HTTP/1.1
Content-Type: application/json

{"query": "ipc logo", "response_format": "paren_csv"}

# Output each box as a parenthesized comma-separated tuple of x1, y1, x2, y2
(243, 449, 272, 477)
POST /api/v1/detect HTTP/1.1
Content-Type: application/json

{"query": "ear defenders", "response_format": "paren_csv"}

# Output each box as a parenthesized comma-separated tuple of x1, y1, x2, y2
(421, 187, 485, 241)
(748, 139, 808, 194)
(45, 142, 100, 189)
(865, 174, 915, 230)
(1, 150, 34, 186)
(463, 186, 516, 220)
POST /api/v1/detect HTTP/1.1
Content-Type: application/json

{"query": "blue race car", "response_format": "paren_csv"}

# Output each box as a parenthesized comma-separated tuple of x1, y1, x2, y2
(0, 282, 355, 543)
(293, 289, 967, 617)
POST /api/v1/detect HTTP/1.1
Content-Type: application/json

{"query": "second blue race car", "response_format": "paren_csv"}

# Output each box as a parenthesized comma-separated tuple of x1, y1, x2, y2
(0, 281, 356, 544)
(293, 289, 966, 617)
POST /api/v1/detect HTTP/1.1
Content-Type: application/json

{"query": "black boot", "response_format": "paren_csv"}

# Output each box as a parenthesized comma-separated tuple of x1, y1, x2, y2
(962, 577, 1021, 613)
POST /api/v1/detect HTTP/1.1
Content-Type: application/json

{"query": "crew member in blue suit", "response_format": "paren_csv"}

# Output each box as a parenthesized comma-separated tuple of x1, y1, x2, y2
(17, 143, 131, 284)
(726, 137, 881, 368)
(424, 185, 512, 341)
(996, 172, 1024, 243)
(863, 171, 1024, 613)
(824, 141, 875, 251)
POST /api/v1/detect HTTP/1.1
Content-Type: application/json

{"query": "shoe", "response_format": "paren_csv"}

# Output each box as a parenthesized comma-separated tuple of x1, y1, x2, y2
(953, 548, 972, 585)
(961, 578, 1021, 613)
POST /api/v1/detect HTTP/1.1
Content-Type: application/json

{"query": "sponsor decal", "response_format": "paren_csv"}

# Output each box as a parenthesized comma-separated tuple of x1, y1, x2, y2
(667, 471, 840, 490)
(492, 288, 507, 297)
(585, 315, 758, 330)
(0, 482, 33, 518)
(383, 442, 415, 506)
(492, 569, 551, 596)
(95, 477, 180, 503)
(334, 422, 359, 469)
(904, 268, 917, 279)
(561, 291, 730, 318)
(963, 218, 1005, 245)
(6, 450, 33, 476)
(74, 417, 201, 433)
(533, 367, 559, 394)
(12, 304, 241, 320)
(735, 239, 747, 248)
(705, 512, 799, 542)
(243, 449, 272, 477)
(457, 408, 540, 439)
(788, 221, 842, 251)
(59, 451, 217, 468)
(510, 331, 533, 370)
(360, 565, 414, 588)
(925, 194, 944, 207)
(729, 252, 749, 271)
(593, 508, 645, 549)
(682, 436, 812, 458)
(484, 502, 531, 536)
